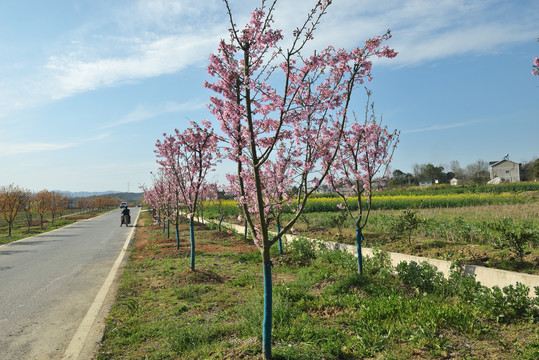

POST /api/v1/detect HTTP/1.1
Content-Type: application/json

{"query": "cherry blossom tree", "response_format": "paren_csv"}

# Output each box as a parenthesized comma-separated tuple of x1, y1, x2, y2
(533, 57, 539, 76)
(154, 120, 220, 270)
(328, 89, 399, 274)
(143, 172, 183, 245)
(205, 1, 396, 357)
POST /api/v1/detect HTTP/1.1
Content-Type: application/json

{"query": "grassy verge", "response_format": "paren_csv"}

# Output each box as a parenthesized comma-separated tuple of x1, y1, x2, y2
(98, 210, 538, 359)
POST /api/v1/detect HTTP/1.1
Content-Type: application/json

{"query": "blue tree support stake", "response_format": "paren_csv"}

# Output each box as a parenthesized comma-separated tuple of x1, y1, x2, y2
(244, 220, 247, 240)
(356, 227, 364, 274)
(262, 261, 273, 358)
(175, 224, 180, 250)
(190, 217, 196, 270)
(277, 222, 283, 255)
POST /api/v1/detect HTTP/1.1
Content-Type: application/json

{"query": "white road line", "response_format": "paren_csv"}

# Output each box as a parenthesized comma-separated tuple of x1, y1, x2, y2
(62, 210, 140, 360)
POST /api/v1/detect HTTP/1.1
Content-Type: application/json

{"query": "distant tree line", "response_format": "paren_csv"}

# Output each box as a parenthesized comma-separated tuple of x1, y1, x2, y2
(0, 184, 119, 237)
(389, 158, 538, 187)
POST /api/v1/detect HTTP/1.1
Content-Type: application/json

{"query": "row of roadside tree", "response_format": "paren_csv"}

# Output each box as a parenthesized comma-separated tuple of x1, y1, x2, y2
(141, 1, 400, 358)
(0, 184, 118, 237)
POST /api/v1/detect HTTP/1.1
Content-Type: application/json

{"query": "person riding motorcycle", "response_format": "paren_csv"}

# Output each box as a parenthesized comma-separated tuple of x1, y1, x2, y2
(121, 206, 131, 226)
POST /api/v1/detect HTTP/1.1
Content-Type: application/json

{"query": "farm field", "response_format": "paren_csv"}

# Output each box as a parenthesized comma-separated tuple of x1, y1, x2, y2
(203, 186, 539, 275)
(97, 210, 538, 359)
(280, 202, 539, 275)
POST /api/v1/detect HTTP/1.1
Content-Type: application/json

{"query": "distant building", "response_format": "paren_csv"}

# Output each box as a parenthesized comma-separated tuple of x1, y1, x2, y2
(489, 155, 521, 183)
(315, 184, 332, 194)
(450, 178, 459, 186)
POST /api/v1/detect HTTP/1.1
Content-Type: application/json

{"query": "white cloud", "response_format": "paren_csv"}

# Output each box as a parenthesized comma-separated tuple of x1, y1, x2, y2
(0, 142, 77, 157)
(44, 33, 219, 100)
(404, 120, 482, 134)
(87, 133, 111, 141)
(0, 132, 111, 157)
(291, 0, 538, 66)
(126, 0, 221, 31)
(1, 0, 537, 114)
(101, 100, 206, 129)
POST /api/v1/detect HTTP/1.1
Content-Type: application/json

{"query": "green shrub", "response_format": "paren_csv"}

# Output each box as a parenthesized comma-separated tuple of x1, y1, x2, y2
(491, 217, 538, 260)
(391, 210, 422, 245)
(396, 261, 445, 295)
(328, 211, 348, 237)
(475, 283, 538, 323)
(363, 250, 393, 279)
(317, 246, 357, 272)
(444, 263, 485, 302)
(286, 237, 319, 265)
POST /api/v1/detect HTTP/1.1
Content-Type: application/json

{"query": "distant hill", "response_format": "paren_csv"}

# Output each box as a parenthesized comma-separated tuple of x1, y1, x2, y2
(107, 192, 144, 202)
(54, 190, 143, 202)
(53, 190, 116, 198)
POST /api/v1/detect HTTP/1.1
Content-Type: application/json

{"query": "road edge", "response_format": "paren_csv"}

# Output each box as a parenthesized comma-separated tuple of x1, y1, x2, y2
(62, 209, 141, 360)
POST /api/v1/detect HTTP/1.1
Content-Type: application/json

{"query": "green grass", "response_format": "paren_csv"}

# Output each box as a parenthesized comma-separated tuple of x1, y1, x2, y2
(97, 211, 539, 359)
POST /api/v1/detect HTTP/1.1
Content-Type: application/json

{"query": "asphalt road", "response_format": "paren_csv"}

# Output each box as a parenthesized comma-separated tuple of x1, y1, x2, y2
(0, 207, 140, 360)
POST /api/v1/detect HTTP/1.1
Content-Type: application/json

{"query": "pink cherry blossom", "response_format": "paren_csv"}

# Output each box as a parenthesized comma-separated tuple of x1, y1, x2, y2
(206, 0, 396, 251)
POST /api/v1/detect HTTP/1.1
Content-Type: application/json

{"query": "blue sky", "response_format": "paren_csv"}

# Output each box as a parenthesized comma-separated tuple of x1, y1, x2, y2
(0, 0, 537, 192)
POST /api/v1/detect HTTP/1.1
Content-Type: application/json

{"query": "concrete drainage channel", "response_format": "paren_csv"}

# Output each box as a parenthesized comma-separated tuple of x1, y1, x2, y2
(205, 218, 539, 298)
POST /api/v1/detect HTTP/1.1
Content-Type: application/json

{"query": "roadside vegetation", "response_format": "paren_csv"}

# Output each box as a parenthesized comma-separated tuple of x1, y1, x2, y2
(98, 210, 538, 359)
(0, 186, 122, 245)
(202, 185, 538, 275)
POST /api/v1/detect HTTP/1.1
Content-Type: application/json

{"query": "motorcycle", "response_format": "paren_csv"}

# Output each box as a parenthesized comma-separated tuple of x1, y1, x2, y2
(121, 212, 131, 227)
